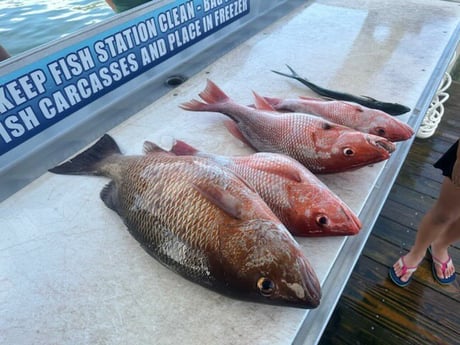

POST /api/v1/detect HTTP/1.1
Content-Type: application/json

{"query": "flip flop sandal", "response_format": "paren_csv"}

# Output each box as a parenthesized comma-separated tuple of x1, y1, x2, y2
(389, 256, 418, 287)
(428, 246, 456, 285)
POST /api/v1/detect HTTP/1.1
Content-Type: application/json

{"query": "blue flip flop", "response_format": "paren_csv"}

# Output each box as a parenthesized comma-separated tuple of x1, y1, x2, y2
(389, 256, 418, 287)
(428, 246, 456, 285)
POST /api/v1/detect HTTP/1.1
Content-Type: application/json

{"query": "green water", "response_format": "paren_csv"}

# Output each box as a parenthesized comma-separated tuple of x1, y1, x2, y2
(0, 0, 115, 57)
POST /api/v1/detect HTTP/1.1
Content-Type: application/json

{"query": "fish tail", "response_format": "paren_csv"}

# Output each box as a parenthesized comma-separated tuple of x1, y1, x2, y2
(199, 79, 230, 104)
(171, 139, 199, 156)
(49, 134, 121, 176)
(271, 65, 323, 93)
(179, 79, 231, 113)
(271, 65, 307, 81)
(179, 99, 212, 112)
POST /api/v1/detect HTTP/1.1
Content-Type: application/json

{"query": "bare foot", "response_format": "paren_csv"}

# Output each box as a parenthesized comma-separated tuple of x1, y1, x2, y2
(430, 244, 456, 281)
(391, 253, 423, 283)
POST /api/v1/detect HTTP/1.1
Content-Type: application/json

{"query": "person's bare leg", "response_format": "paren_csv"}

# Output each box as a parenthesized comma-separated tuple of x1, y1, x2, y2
(392, 177, 460, 283)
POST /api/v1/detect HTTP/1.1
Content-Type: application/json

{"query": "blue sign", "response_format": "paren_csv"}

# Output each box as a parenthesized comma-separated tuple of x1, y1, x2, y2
(0, 0, 250, 156)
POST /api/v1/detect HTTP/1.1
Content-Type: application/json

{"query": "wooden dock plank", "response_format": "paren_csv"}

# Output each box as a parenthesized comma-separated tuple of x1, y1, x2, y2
(319, 81, 460, 345)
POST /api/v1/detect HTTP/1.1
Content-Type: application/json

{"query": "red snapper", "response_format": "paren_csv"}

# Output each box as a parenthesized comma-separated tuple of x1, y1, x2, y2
(180, 79, 395, 173)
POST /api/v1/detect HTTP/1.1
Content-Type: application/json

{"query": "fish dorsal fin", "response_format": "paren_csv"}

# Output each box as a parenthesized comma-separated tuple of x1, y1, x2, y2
(253, 92, 277, 111)
(143, 141, 169, 155)
(262, 96, 282, 107)
(361, 95, 377, 102)
(298, 95, 324, 101)
(192, 182, 243, 220)
(171, 140, 198, 156)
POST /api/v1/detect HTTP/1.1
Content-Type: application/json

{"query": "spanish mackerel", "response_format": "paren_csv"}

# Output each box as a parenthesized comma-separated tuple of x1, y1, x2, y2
(272, 65, 411, 115)
(49, 134, 321, 308)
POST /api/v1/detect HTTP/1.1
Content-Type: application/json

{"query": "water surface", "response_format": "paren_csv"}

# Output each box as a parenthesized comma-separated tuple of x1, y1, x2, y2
(1, 0, 114, 57)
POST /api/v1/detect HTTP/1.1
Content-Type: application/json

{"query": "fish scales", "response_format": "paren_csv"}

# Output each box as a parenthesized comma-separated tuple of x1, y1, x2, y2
(117, 157, 222, 282)
(49, 134, 321, 308)
(264, 96, 414, 142)
(180, 80, 395, 174)
(170, 140, 362, 236)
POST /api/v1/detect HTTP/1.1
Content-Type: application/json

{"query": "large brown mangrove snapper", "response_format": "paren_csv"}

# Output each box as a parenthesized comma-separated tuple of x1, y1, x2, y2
(169, 139, 362, 237)
(49, 134, 321, 308)
(262, 95, 414, 142)
(180, 80, 396, 173)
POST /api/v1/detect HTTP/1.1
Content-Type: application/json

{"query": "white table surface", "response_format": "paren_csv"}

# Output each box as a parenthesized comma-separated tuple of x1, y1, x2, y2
(1, 1, 459, 344)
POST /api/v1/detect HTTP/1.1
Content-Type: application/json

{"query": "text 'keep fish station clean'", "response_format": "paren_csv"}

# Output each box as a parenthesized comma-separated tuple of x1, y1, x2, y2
(0, 0, 249, 148)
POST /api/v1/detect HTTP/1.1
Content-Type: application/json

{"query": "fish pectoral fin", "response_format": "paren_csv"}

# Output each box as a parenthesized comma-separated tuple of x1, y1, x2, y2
(100, 180, 122, 213)
(339, 101, 364, 113)
(251, 164, 302, 183)
(192, 182, 243, 220)
(223, 120, 256, 150)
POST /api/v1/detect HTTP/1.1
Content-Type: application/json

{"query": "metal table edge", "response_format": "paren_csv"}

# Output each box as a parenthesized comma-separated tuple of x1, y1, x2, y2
(292, 22, 460, 345)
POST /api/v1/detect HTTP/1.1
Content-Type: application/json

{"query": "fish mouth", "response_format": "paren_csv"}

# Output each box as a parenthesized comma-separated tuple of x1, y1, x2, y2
(337, 206, 362, 235)
(296, 257, 322, 308)
(327, 206, 362, 236)
(389, 124, 415, 142)
(350, 212, 362, 233)
(368, 135, 396, 154)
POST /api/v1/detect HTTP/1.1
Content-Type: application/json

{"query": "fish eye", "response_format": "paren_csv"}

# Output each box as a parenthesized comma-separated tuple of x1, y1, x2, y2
(322, 122, 332, 130)
(376, 127, 386, 136)
(257, 277, 275, 297)
(343, 147, 355, 156)
(316, 215, 329, 226)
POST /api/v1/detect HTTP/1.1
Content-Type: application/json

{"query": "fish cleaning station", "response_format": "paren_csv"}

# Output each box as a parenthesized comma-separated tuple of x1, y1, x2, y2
(1, 0, 459, 344)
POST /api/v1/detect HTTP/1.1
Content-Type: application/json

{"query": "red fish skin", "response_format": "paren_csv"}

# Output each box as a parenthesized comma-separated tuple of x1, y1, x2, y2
(263, 96, 414, 142)
(49, 134, 322, 308)
(180, 80, 396, 174)
(170, 139, 362, 237)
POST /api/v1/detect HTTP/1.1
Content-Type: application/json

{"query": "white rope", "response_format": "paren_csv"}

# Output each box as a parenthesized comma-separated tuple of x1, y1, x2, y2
(416, 71, 453, 139)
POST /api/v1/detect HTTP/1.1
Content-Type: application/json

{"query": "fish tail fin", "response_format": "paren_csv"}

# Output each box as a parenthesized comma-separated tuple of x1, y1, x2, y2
(179, 79, 231, 113)
(49, 134, 120, 176)
(171, 139, 199, 156)
(199, 79, 230, 104)
(271, 64, 308, 80)
(179, 99, 212, 112)
(272, 65, 320, 93)
(285, 64, 307, 80)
